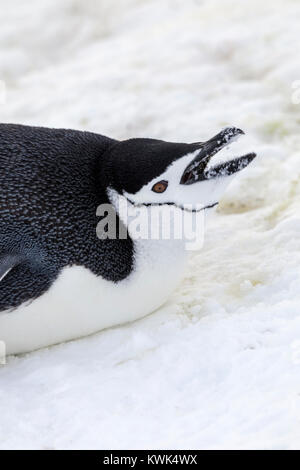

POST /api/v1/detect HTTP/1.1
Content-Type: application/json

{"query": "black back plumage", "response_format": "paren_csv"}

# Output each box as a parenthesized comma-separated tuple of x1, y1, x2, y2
(0, 124, 134, 310)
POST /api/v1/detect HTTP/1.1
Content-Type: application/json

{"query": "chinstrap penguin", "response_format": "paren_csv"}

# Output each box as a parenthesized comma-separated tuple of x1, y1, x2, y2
(0, 124, 256, 354)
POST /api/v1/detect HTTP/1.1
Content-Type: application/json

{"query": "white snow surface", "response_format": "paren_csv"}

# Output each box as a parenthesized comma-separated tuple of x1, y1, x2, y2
(1, 0, 300, 450)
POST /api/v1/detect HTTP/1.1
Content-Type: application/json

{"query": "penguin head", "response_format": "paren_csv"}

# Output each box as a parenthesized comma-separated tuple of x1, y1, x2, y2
(105, 127, 256, 213)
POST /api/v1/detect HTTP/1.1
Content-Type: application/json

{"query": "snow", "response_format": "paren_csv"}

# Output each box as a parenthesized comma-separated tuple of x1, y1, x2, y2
(1, 0, 300, 450)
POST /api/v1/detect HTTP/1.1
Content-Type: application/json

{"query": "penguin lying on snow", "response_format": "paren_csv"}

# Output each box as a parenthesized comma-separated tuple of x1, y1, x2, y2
(0, 124, 256, 354)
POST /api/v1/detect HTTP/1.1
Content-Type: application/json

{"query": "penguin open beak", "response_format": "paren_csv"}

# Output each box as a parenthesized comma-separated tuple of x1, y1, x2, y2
(180, 127, 256, 185)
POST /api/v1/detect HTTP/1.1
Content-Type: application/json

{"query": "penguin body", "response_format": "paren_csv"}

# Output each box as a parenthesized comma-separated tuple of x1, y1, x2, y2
(0, 124, 256, 354)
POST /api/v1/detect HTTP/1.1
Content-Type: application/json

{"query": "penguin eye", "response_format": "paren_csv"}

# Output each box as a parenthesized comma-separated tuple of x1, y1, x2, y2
(152, 180, 168, 193)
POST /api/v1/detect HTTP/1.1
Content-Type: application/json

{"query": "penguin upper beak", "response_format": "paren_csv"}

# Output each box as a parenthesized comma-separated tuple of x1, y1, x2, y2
(180, 127, 256, 185)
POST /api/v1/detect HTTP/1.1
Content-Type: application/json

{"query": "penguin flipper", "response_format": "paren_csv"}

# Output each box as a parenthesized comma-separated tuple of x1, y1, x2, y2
(0, 251, 59, 312)
(0, 254, 23, 281)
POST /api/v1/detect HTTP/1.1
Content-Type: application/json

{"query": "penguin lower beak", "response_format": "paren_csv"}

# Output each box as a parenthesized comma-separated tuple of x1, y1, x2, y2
(180, 127, 256, 185)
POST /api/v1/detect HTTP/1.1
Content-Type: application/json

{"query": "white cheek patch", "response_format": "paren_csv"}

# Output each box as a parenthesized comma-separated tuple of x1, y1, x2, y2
(123, 149, 237, 210)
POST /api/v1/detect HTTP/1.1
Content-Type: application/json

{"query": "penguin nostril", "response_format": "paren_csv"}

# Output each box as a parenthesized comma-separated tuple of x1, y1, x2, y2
(180, 171, 194, 185)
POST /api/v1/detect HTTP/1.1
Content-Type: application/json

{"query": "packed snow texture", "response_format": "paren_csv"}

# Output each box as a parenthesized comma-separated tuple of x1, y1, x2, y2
(1, 0, 300, 450)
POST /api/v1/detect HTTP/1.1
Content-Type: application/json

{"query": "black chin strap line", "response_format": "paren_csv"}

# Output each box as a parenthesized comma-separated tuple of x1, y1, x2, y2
(124, 196, 218, 213)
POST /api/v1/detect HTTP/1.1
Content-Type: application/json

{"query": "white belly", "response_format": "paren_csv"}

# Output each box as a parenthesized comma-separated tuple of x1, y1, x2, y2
(0, 239, 187, 355)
